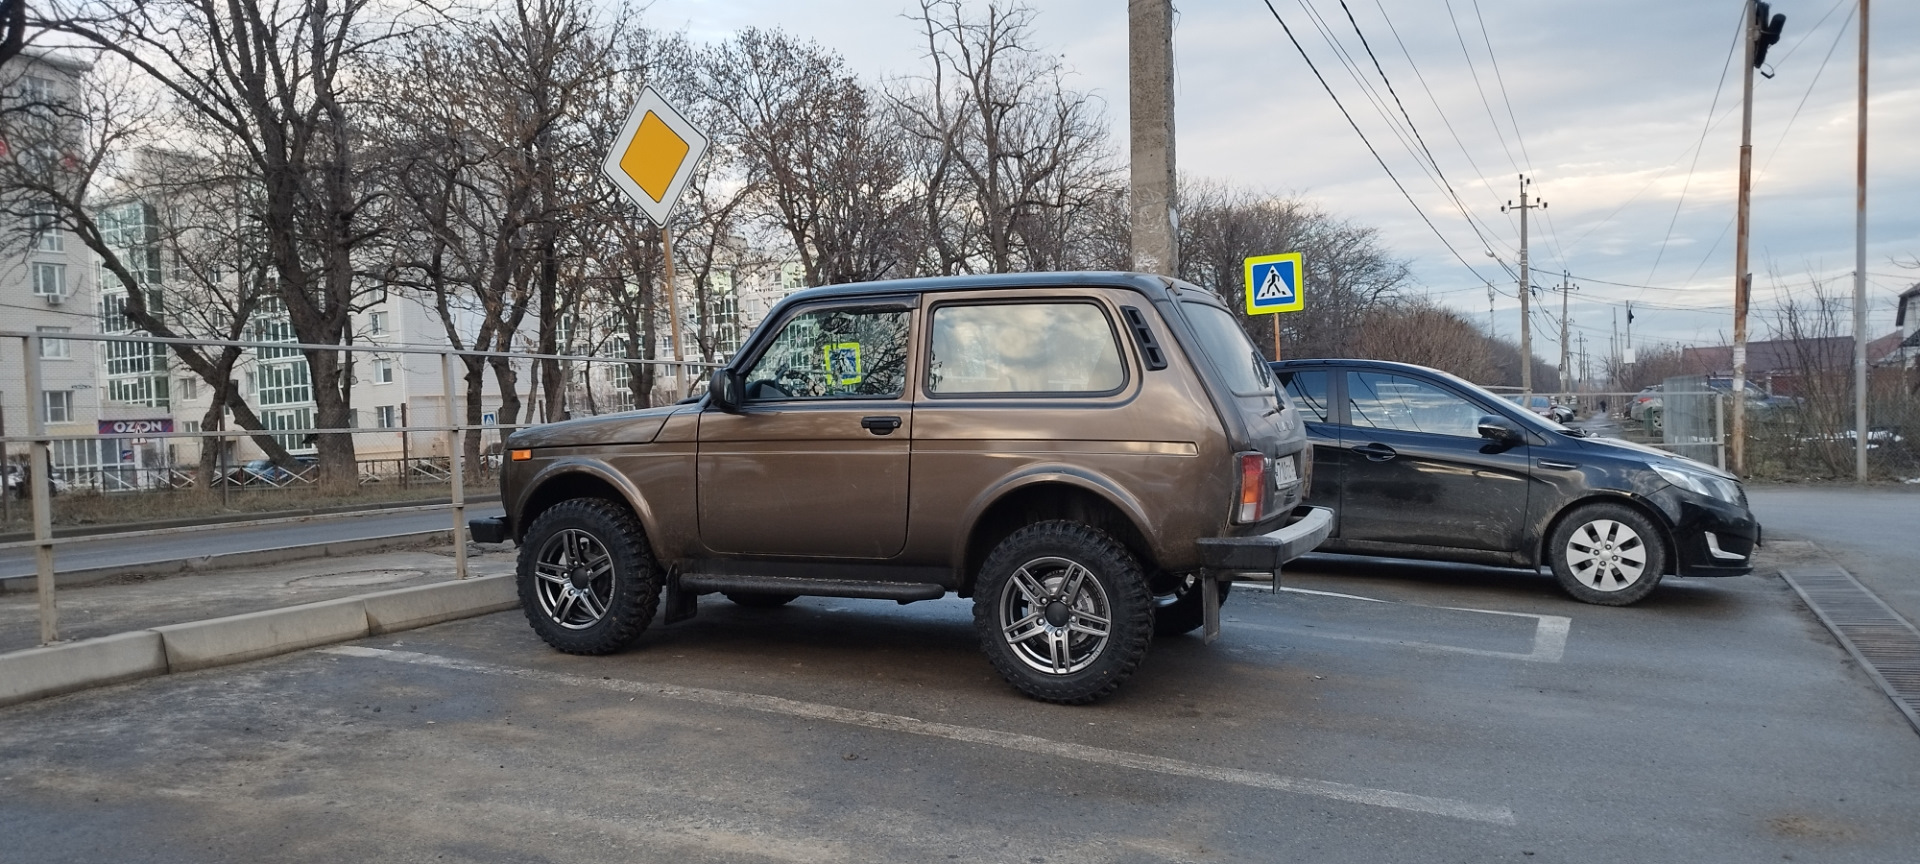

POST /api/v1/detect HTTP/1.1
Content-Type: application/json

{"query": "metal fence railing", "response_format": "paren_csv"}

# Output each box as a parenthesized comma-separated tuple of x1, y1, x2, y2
(1, 329, 719, 647)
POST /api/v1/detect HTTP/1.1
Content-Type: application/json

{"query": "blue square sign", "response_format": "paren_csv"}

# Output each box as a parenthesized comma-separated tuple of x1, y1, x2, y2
(1243, 253, 1304, 315)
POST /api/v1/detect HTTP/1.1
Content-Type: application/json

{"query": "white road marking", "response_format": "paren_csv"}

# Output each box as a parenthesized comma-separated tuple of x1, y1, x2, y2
(321, 645, 1516, 827)
(1272, 587, 1572, 663)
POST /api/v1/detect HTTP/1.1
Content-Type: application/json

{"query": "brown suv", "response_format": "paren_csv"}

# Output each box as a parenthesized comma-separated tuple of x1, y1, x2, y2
(471, 272, 1331, 703)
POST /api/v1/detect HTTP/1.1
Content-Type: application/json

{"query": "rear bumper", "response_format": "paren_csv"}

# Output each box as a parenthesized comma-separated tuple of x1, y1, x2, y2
(1195, 506, 1335, 572)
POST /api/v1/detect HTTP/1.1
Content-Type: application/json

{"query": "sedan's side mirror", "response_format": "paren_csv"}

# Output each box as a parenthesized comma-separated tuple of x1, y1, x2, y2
(1477, 415, 1521, 444)
(710, 369, 743, 413)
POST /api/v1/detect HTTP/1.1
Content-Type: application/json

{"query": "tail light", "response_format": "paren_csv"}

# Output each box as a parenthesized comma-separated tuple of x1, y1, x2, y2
(1237, 452, 1265, 523)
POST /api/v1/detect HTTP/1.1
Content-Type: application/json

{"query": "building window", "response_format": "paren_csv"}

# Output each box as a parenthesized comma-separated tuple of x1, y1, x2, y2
(99, 290, 164, 333)
(43, 390, 73, 424)
(31, 262, 67, 299)
(20, 75, 57, 105)
(37, 326, 71, 359)
(376, 405, 398, 428)
(263, 407, 314, 454)
(177, 377, 198, 400)
(374, 358, 394, 383)
(99, 202, 162, 285)
(257, 360, 312, 407)
(31, 202, 62, 252)
(368, 310, 388, 336)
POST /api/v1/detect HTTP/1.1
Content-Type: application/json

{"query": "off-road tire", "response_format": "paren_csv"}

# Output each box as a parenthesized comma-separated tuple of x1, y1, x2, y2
(1152, 573, 1230, 637)
(1547, 502, 1667, 606)
(972, 520, 1154, 704)
(725, 592, 798, 608)
(517, 498, 661, 654)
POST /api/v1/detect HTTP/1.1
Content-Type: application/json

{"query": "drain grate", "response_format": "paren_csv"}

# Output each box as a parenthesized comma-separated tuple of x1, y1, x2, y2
(1781, 566, 1920, 736)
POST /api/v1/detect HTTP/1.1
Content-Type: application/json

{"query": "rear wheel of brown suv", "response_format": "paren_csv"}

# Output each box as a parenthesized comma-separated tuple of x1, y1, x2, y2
(517, 498, 661, 654)
(973, 521, 1154, 704)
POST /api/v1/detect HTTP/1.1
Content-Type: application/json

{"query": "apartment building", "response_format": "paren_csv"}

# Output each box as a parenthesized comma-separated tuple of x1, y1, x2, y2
(1, 50, 102, 469)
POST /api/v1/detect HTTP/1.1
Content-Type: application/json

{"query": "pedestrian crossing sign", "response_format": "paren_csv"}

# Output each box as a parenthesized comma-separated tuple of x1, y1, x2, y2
(1243, 253, 1304, 315)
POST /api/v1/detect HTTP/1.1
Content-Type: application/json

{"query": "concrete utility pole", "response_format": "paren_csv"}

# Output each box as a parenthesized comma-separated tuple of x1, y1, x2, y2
(1733, 1, 1785, 475)
(1556, 271, 1577, 393)
(1129, 0, 1178, 277)
(1503, 176, 1543, 393)
(1853, 0, 1869, 481)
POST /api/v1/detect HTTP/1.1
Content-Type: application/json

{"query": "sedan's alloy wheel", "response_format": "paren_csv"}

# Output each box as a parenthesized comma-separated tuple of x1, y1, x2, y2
(1563, 518, 1647, 592)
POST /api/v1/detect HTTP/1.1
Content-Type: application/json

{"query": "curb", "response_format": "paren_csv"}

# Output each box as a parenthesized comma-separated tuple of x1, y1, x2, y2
(0, 530, 455, 592)
(0, 574, 520, 708)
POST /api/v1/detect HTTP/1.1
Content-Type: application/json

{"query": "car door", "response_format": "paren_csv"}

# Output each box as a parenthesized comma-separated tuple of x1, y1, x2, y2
(1276, 366, 1342, 519)
(697, 298, 915, 559)
(1334, 369, 1532, 553)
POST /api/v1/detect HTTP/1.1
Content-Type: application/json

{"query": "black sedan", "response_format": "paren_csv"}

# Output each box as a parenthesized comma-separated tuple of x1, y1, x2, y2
(1272, 359, 1760, 605)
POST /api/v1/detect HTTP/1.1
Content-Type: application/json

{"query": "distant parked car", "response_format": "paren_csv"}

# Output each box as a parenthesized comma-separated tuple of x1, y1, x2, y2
(1506, 394, 1573, 424)
(236, 456, 317, 485)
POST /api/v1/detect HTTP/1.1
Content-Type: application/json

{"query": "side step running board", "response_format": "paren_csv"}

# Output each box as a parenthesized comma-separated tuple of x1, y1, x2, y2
(678, 574, 947, 604)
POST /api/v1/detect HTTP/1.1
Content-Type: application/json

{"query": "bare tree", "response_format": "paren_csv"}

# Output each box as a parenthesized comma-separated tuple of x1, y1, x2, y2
(1358, 299, 1495, 383)
(0, 57, 298, 485)
(36, 0, 406, 488)
(893, 0, 1117, 275)
(700, 28, 915, 287)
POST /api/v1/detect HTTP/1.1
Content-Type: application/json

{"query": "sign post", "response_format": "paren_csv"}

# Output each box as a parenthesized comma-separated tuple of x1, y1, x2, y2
(602, 87, 710, 397)
(1243, 253, 1304, 360)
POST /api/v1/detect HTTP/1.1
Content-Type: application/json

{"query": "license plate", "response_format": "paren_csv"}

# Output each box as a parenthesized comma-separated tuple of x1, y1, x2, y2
(1274, 456, 1298, 487)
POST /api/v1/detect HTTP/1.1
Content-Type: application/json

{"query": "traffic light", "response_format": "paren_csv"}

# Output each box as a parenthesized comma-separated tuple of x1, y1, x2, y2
(1752, 2, 1786, 70)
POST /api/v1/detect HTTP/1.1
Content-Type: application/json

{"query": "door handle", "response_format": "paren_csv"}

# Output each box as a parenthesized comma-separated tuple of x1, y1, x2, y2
(1350, 442, 1397, 461)
(861, 415, 903, 435)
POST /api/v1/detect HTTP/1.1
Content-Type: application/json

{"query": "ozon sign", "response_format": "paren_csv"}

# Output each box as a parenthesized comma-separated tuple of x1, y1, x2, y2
(98, 419, 173, 435)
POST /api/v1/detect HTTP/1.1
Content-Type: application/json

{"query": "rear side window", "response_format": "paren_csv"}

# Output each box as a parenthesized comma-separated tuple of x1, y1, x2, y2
(928, 302, 1125, 394)
(1278, 369, 1332, 422)
(1180, 301, 1272, 396)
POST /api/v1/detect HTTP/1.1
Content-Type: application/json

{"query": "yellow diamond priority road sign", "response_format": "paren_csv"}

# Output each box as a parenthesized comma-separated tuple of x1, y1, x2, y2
(602, 87, 709, 226)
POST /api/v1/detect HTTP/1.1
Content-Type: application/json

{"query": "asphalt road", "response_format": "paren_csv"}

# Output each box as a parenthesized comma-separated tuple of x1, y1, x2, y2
(1747, 484, 1920, 626)
(4, 554, 1914, 863)
(0, 505, 504, 581)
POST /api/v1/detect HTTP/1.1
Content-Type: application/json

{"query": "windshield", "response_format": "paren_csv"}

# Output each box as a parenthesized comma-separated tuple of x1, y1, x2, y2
(1179, 301, 1273, 396)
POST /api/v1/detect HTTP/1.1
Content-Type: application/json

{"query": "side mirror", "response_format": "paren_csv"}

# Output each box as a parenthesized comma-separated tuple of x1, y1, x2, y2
(1477, 415, 1521, 444)
(709, 369, 743, 413)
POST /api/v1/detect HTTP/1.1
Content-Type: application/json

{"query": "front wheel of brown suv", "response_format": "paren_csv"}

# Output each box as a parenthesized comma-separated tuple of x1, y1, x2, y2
(972, 521, 1154, 704)
(517, 498, 661, 654)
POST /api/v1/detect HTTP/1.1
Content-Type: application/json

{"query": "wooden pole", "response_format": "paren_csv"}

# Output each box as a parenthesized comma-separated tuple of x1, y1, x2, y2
(661, 223, 686, 398)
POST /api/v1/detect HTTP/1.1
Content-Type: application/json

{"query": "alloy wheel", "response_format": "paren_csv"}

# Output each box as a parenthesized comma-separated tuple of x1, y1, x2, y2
(532, 528, 616, 629)
(997, 556, 1114, 675)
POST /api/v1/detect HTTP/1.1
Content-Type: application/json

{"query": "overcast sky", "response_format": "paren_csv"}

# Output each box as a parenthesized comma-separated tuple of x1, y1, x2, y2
(661, 0, 1918, 357)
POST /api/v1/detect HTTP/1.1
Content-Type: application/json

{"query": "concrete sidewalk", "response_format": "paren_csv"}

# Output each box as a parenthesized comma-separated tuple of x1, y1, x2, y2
(0, 544, 524, 706)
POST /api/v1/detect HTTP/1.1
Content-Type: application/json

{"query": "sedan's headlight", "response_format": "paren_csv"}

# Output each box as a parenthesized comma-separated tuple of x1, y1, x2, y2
(1652, 463, 1743, 506)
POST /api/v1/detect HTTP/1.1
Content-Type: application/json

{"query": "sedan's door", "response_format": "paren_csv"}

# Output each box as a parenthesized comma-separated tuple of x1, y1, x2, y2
(1335, 370, 1531, 553)
(697, 299, 915, 559)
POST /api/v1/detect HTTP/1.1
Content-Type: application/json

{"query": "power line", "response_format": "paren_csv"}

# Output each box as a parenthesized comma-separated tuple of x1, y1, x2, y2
(1442, 0, 1520, 175)
(1256, 0, 1499, 286)
(1333, 0, 1507, 268)
(1366, 0, 1513, 255)
(1642, 3, 1746, 295)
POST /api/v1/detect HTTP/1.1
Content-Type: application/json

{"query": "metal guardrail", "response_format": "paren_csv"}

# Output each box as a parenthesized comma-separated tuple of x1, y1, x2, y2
(2, 329, 720, 647)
